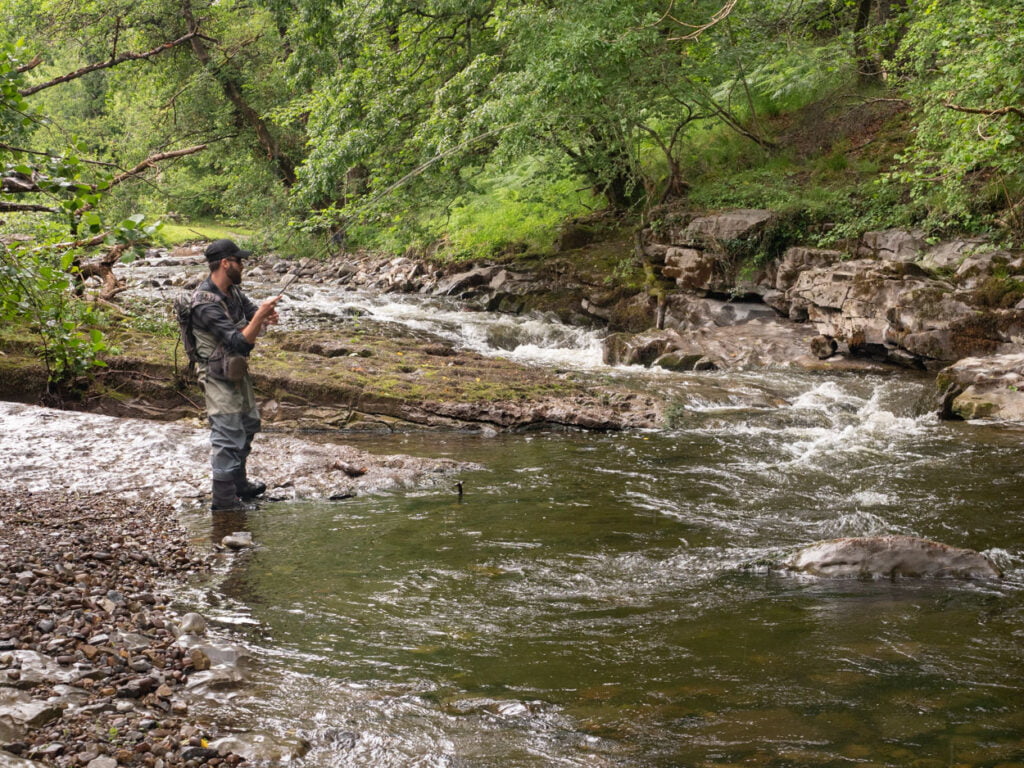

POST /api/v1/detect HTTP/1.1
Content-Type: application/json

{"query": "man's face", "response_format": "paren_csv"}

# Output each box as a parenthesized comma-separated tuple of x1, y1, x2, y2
(223, 258, 243, 285)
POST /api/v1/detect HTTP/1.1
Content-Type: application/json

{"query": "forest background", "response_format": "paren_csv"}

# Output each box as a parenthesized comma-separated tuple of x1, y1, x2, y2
(1, 0, 1022, 382)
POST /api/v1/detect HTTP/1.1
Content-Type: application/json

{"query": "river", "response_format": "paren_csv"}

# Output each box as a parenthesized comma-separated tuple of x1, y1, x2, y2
(147, 275, 1024, 768)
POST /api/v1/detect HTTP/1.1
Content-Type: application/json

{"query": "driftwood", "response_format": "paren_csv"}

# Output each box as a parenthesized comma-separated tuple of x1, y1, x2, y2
(77, 243, 130, 302)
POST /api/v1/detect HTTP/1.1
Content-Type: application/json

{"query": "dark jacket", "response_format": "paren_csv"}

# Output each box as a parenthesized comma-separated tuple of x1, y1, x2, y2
(191, 278, 258, 356)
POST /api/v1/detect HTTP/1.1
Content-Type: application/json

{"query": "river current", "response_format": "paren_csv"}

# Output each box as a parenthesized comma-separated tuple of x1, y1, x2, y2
(135, 275, 1022, 768)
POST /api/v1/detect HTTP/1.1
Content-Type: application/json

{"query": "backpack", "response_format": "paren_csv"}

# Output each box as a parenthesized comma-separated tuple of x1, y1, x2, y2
(173, 289, 225, 374)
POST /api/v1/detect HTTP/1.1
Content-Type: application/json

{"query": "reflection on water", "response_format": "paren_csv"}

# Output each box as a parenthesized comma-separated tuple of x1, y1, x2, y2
(186, 375, 1024, 767)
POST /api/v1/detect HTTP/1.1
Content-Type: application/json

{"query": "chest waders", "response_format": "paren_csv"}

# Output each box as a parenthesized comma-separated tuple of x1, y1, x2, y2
(193, 295, 266, 511)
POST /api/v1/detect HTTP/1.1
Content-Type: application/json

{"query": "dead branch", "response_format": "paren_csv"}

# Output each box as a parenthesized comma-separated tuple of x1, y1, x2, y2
(944, 102, 1024, 119)
(0, 142, 120, 168)
(29, 232, 110, 254)
(76, 243, 134, 302)
(0, 201, 60, 213)
(643, 0, 738, 41)
(19, 32, 203, 97)
(15, 55, 42, 74)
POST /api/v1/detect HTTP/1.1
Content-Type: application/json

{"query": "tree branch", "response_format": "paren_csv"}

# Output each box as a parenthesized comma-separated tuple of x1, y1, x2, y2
(643, 0, 738, 41)
(15, 55, 42, 74)
(29, 232, 110, 254)
(944, 101, 1024, 119)
(19, 32, 202, 97)
(106, 144, 208, 188)
(0, 201, 60, 213)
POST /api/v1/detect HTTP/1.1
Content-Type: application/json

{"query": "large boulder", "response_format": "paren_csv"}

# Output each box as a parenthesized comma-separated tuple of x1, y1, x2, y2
(603, 330, 679, 366)
(856, 228, 928, 262)
(680, 209, 776, 246)
(662, 247, 717, 293)
(936, 353, 1024, 421)
(786, 536, 1000, 579)
(785, 259, 1021, 363)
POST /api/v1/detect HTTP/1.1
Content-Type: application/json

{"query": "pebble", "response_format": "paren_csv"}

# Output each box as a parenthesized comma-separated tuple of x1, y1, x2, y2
(0, 491, 241, 767)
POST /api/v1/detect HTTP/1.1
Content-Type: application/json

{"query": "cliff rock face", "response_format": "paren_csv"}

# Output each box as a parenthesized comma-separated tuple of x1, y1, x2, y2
(637, 213, 1024, 370)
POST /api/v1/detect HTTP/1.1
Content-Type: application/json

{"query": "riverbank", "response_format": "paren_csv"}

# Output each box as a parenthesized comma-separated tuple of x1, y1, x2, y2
(0, 489, 231, 768)
(0, 401, 474, 767)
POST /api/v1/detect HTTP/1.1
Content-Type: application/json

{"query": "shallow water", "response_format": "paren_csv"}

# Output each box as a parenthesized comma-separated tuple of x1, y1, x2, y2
(114, 260, 1024, 763)
(188, 374, 1024, 767)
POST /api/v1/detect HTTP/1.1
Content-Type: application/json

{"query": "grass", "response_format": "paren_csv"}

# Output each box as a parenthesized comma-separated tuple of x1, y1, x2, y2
(156, 220, 256, 246)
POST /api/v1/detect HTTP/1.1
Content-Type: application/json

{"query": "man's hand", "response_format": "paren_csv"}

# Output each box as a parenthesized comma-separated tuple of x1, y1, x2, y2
(243, 295, 282, 343)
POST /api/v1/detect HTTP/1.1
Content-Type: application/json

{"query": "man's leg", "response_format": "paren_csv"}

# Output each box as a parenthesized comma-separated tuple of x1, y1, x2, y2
(209, 411, 250, 511)
(235, 406, 266, 499)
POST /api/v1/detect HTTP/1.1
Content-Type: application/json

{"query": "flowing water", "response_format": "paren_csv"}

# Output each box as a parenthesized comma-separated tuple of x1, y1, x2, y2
(126, 261, 1024, 765)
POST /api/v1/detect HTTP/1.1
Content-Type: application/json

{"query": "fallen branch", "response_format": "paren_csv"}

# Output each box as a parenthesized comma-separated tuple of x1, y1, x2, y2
(944, 102, 1024, 119)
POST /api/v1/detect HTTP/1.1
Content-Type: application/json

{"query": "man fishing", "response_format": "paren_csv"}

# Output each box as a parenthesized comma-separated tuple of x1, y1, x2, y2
(191, 238, 281, 511)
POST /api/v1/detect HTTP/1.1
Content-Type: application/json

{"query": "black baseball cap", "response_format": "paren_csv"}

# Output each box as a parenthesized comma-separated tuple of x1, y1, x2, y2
(205, 239, 252, 263)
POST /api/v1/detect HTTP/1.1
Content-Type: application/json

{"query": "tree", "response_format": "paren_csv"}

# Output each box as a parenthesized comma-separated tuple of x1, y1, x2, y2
(1, 38, 178, 385)
(889, 0, 1024, 237)
(285, 0, 772, 239)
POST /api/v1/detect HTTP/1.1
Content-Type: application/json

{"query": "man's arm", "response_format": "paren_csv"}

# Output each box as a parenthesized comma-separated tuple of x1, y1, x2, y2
(192, 303, 255, 355)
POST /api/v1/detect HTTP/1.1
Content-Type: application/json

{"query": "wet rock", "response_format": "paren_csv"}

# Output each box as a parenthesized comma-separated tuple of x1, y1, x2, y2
(209, 731, 311, 763)
(652, 351, 715, 372)
(179, 746, 219, 761)
(936, 352, 1024, 421)
(177, 614, 207, 636)
(85, 757, 118, 768)
(603, 330, 678, 366)
(810, 335, 838, 359)
(220, 532, 254, 550)
(0, 691, 62, 742)
(786, 536, 1000, 579)
(662, 295, 777, 331)
(432, 266, 503, 298)
(0, 749, 50, 767)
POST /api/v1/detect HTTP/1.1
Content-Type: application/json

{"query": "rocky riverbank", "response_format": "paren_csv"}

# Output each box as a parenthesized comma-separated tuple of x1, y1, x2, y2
(0, 401, 473, 767)
(0, 490, 232, 768)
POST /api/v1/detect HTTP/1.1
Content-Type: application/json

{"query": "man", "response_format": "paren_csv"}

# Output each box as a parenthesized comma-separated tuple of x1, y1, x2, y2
(191, 239, 280, 512)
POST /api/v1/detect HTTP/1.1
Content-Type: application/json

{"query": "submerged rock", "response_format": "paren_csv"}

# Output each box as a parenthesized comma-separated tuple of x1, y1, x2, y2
(209, 731, 311, 763)
(786, 535, 1000, 579)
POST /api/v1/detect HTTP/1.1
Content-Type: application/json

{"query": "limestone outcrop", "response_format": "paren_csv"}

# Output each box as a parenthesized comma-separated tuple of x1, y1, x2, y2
(936, 353, 1024, 421)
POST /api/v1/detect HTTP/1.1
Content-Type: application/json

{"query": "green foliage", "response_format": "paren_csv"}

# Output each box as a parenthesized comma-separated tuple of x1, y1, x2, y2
(889, 0, 1024, 239)
(439, 163, 598, 261)
(0, 242, 114, 383)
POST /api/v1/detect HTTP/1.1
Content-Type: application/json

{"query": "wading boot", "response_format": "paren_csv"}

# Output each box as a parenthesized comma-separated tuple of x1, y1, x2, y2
(233, 468, 266, 500)
(211, 478, 257, 512)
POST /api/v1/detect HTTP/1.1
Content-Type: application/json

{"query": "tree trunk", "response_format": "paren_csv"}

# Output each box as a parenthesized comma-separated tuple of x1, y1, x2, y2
(180, 0, 297, 187)
(854, 0, 882, 84)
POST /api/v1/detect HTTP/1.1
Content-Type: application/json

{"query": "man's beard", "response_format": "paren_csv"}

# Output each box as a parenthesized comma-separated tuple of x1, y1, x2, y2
(228, 264, 243, 285)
